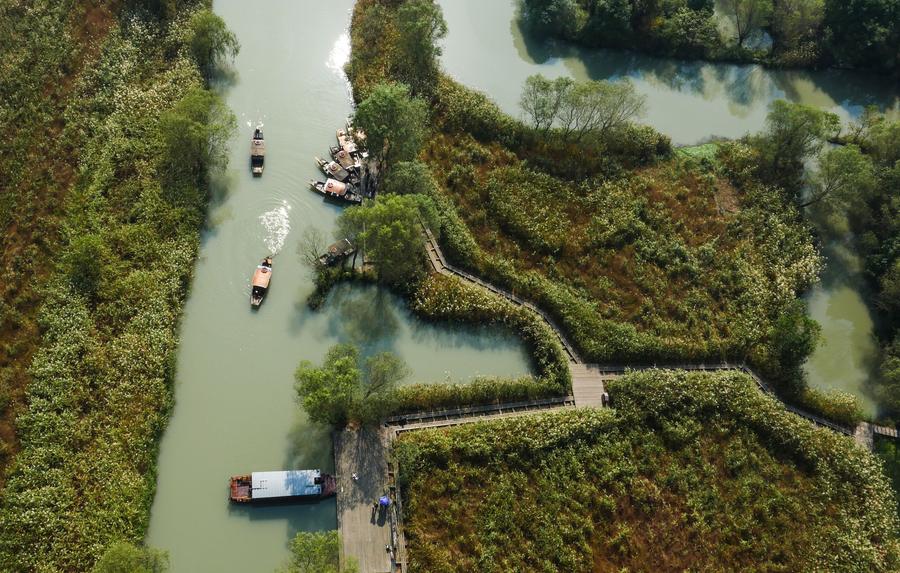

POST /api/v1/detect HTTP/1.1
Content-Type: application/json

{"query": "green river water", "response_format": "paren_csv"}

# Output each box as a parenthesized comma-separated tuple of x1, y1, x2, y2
(147, 0, 896, 569)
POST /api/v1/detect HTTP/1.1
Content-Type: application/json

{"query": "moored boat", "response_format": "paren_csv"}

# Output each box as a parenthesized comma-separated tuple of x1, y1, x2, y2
(315, 156, 357, 184)
(250, 128, 265, 176)
(229, 470, 336, 503)
(250, 257, 272, 308)
(309, 178, 362, 205)
(329, 146, 360, 171)
(318, 238, 356, 266)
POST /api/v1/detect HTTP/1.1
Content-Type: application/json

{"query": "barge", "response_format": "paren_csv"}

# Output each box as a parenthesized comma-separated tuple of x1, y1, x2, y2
(230, 470, 336, 503)
(250, 127, 265, 176)
(250, 257, 272, 308)
(309, 178, 363, 205)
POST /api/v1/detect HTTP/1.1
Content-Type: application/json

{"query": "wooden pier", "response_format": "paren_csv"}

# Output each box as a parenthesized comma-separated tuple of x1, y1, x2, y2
(335, 427, 395, 573)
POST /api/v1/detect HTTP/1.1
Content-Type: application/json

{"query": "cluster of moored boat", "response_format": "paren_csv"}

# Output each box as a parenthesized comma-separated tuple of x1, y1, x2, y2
(245, 122, 368, 310)
(308, 122, 368, 205)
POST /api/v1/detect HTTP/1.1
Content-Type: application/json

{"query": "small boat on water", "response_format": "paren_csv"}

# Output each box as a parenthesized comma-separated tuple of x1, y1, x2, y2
(230, 470, 336, 503)
(315, 156, 357, 184)
(309, 178, 362, 205)
(318, 238, 356, 266)
(250, 128, 265, 176)
(329, 146, 360, 171)
(250, 257, 272, 308)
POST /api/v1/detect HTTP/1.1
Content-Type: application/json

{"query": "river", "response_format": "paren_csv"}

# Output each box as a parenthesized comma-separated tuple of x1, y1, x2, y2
(148, 0, 897, 569)
(145, 2, 531, 570)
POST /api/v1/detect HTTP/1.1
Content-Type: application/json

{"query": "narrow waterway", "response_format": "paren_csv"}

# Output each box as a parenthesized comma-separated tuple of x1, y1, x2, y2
(145, 2, 531, 570)
(438, 0, 899, 146)
(804, 243, 880, 417)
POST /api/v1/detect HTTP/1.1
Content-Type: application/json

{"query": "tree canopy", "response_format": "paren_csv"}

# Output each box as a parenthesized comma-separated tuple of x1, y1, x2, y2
(751, 100, 840, 195)
(395, 0, 448, 95)
(336, 194, 434, 287)
(519, 74, 646, 140)
(279, 531, 357, 573)
(187, 10, 239, 81)
(91, 542, 168, 573)
(353, 82, 428, 172)
(295, 345, 409, 426)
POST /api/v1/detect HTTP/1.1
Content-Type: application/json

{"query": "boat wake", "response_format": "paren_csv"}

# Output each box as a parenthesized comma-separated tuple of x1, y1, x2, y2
(326, 32, 350, 77)
(259, 202, 291, 255)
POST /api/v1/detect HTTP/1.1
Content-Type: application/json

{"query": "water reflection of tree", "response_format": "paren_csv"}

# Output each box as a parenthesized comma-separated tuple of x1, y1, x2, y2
(328, 285, 400, 353)
(510, 6, 897, 121)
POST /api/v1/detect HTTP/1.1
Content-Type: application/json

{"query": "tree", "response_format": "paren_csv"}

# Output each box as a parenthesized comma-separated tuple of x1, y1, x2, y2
(520, 74, 646, 140)
(803, 144, 875, 209)
(519, 75, 572, 133)
(295, 344, 362, 426)
(336, 194, 429, 287)
(187, 10, 239, 81)
(353, 83, 428, 173)
(159, 87, 235, 192)
(521, 0, 586, 40)
(562, 78, 647, 139)
(280, 531, 357, 573)
(773, 0, 824, 50)
(395, 0, 448, 95)
(382, 160, 438, 196)
(721, 0, 773, 47)
(770, 300, 820, 395)
(295, 345, 408, 427)
(751, 100, 840, 194)
(92, 542, 168, 573)
(823, 0, 900, 71)
(357, 352, 409, 423)
(298, 227, 327, 271)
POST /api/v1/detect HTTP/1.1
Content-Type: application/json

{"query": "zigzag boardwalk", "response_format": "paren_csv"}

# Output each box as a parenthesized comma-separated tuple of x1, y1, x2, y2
(420, 224, 886, 441)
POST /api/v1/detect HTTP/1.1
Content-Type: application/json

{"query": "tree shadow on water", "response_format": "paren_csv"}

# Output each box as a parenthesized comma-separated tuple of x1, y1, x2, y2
(325, 284, 400, 355)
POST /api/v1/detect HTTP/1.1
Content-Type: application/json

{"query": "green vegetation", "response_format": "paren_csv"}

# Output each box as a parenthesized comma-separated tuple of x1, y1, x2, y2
(0, 1, 235, 569)
(279, 531, 357, 573)
(354, 82, 428, 174)
(396, 370, 900, 572)
(345, 0, 861, 425)
(520, 0, 900, 73)
(519, 74, 646, 140)
(92, 542, 169, 573)
(821, 109, 900, 422)
(336, 193, 437, 288)
(295, 344, 411, 426)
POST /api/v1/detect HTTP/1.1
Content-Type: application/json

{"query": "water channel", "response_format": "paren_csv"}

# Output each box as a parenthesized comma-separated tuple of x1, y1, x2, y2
(145, 2, 531, 570)
(147, 0, 898, 569)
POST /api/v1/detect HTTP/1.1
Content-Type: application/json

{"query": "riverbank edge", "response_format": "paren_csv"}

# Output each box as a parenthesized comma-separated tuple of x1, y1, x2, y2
(0, 3, 236, 570)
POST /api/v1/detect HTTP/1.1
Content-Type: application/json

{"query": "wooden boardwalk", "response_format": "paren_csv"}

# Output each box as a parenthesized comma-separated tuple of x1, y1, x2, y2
(570, 364, 613, 408)
(335, 427, 396, 573)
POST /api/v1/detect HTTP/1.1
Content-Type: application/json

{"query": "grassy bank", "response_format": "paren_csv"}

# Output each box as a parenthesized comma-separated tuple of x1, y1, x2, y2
(396, 370, 900, 572)
(0, 1, 234, 569)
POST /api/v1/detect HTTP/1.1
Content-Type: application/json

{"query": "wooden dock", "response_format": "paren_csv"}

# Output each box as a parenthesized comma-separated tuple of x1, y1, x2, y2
(335, 427, 395, 573)
(570, 364, 613, 408)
